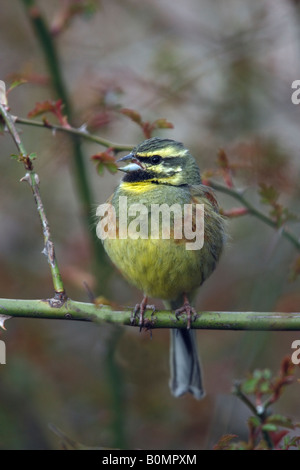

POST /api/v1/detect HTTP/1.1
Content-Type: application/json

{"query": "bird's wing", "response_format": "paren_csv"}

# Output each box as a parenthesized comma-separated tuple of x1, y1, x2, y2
(189, 184, 219, 210)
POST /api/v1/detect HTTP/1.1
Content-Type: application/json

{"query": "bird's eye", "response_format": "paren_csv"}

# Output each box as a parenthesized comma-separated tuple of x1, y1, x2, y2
(151, 155, 162, 165)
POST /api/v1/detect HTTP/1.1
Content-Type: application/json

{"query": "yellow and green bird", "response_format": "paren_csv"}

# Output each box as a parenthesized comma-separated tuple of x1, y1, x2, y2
(98, 137, 225, 399)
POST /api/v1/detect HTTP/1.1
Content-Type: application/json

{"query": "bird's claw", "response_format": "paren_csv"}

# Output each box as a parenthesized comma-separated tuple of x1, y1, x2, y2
(175, 298, 196, 330)
(131, 298, 156, 331)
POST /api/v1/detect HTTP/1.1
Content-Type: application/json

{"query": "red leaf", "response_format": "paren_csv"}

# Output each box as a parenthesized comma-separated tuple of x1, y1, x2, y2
(91, 149, 115, 164)
(269, 430, 289, 448)
(142, 122, 152, 139)
(221, 207, 249, 218)
(280, 356, 295, 377)
(88, 111, 112, 129)
(120, 108, 142, 125)
(28, 100, 58, 118)
(28, 99, 70, 127)
(120, 108, 174, 138)
(213, 434, 238, 450)
(217, 149, 234, 188)
(91, 149, 118, 174)
(217, 149, 230, 169)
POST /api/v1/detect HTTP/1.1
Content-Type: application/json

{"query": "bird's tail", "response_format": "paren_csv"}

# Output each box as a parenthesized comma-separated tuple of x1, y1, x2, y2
(166, 299, 205, 400)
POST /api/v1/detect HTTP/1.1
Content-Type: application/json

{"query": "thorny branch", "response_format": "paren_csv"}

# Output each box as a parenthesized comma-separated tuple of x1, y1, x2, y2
(0, 81, 66, 301)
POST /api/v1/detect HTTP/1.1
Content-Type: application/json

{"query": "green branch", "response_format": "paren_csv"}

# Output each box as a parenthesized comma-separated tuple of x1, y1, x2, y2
(14, 116, 133, 153)
(0, 298, 300, 330)
(209, 181, 300, 251)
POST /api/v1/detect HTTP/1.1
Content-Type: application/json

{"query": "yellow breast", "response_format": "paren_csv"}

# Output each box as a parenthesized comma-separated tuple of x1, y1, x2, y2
(103, 236, 212, 300)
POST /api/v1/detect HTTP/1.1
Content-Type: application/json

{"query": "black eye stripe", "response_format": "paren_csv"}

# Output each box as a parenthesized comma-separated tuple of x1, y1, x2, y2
(136, 155, 182, 165)
(135, 155, 161, 164)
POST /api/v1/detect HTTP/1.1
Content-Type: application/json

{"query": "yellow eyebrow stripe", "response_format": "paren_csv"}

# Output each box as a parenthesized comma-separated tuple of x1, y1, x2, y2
(137, 147, 188, 158)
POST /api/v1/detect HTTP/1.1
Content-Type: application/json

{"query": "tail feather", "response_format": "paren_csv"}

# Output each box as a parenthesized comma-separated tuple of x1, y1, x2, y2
(169, 329, 205, 399)
(166, 299, 205, 400)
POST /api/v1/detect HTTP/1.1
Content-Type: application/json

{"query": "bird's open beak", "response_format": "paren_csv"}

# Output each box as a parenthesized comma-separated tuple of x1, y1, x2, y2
(117, 153, 144, 172)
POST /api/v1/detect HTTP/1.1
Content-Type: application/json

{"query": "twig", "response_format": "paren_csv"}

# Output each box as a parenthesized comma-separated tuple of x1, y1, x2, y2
(233, 381, 274, 449)
(233, 381, 258, 415)
(209, 181, 300, 251)
(0, 85, 65, 300)
(14, 116, 133, 152)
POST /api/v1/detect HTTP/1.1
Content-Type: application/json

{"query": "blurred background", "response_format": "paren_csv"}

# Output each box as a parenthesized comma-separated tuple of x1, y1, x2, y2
(0, 0, 300, 450)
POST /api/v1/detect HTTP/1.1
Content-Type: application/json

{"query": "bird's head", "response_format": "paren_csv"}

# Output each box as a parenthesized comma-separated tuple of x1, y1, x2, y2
(117, 137, 201, 186)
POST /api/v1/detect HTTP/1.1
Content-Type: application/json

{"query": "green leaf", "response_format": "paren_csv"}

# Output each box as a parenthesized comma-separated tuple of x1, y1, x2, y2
(262, 423, 278, 432)
(262, 369, 272, 380)
(266, 414, 295, 430)
(7, 78, 28, 94)
(282, 435, 300, 449)
(241, 377, 259, 394)
(105, 162, 118, 174)
(248, 415, 261, 428)
(260, 381, 271, 394)
(152, 118, 174, 130)
(259, 183, 279, 205)
(97, 162, 104, 175)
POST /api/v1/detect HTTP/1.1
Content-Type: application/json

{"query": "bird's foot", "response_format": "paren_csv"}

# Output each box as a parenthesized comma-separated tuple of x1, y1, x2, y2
(175, 294, 196, 330)
(131, 296, 156, 331)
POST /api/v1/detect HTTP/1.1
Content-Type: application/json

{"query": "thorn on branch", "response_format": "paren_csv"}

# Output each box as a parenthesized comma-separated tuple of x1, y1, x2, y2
(20, 173, 31, 184)
(0, 80, 8, 106)
(0, 314, 12, 330)
(83, 281, 96, 303)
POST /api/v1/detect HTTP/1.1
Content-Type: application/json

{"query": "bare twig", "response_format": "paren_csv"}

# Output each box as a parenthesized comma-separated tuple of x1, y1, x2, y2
(14, 116, 133, 152)
(209, 181, 300, 252)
